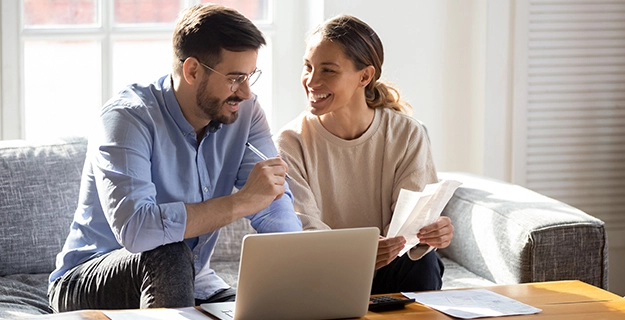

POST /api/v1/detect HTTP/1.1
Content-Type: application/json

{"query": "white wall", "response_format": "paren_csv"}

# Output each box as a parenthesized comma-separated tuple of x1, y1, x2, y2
(319, 0, 488, 175)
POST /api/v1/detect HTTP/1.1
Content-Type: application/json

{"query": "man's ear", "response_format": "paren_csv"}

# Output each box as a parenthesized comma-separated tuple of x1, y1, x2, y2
(360, 65, 375, 87)
(182, 58, 202, 85)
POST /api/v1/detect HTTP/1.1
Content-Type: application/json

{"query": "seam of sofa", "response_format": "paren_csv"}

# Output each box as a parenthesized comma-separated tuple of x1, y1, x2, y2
(0, 138, 86, 151)
(532, 220, 605, 232)
(601, 231, 609, 290)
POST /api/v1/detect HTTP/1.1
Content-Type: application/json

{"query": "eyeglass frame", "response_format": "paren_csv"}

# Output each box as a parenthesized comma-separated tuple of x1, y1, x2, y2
(181, 57, 262, 92)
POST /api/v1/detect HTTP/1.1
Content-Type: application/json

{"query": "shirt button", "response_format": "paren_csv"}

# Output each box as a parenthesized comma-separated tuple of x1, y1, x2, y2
(194, 255, 198, 260)
(203, 186, 209, 192)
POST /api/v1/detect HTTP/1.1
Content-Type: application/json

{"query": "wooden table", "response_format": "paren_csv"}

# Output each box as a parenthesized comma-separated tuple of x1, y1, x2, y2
(362, 280, 625, 319)
(25, 280, 625, 319)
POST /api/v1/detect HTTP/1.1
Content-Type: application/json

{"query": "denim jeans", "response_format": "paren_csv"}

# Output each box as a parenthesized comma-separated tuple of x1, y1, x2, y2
(49, 242, 197, 312)
(371, 250, 444, 294)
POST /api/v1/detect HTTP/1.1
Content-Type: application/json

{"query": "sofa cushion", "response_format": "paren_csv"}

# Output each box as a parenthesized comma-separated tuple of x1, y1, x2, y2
(210, 261, 240, 288)
(0, 137, 87, 276)
(0, 273, 50, 318)
(440, 257, 495, 289)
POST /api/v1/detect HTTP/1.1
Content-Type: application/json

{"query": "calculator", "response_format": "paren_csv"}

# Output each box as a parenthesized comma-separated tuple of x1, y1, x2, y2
(368, 295, 415, 312)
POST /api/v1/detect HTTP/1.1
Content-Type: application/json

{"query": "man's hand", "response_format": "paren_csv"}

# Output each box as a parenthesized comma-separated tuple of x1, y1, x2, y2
(417, 216, 454, 249)
(375, 236, 406, 270)
(236, 156, 289, 213)
(184, 156, 290, 238)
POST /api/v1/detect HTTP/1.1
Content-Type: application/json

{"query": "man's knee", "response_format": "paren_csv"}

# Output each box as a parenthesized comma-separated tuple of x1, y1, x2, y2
(143, 242, 193, 263)
(138, 242, 195, 308)
(140, 242, 195, 281)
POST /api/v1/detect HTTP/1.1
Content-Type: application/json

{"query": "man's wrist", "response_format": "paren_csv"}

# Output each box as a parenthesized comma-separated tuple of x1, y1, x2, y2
(228, 191, 253, 219)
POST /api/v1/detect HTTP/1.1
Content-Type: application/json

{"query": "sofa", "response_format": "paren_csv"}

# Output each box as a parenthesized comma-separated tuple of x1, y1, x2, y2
(0, 137, 609, 318)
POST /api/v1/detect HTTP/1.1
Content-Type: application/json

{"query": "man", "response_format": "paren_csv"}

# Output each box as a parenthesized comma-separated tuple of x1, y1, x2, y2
(48, 3, 301, 312)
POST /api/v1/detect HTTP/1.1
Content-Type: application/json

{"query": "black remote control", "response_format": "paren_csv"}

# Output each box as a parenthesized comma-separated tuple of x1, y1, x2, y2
(368, 295, 415, 312)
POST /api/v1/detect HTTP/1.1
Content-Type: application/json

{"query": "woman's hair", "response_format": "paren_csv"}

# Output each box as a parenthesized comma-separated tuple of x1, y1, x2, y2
(310, 15, 411, 114)
(172, 3, 266, 74)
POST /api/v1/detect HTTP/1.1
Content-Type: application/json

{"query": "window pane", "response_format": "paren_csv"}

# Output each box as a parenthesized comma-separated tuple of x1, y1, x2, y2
(24, 40, 101, 139)
(113, 40, 273, 127)
(255, 42, 272, 128)
(114, 0, 183, 24)
(201, 0, 269, 21)
(24, 0, 98, 27)
(112, 39, 172, 92)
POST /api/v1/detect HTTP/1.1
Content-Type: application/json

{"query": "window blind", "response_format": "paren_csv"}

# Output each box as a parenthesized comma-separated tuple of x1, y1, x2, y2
(524, 0, 625, 230)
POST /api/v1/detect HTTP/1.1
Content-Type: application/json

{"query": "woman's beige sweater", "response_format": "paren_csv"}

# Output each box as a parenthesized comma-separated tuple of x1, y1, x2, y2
(275, 107, 438, 259)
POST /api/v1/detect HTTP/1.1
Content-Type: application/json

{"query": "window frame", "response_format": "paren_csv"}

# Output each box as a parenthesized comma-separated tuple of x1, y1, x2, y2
(0, 0, 307, 140)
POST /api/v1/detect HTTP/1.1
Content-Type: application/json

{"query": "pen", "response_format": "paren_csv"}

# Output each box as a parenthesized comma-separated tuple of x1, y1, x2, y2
(245, 142, 291, 180)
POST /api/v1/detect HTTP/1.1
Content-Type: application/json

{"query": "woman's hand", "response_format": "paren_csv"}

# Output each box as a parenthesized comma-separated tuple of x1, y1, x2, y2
(375, 236, 406, 270)
(417, 216, 454, 249)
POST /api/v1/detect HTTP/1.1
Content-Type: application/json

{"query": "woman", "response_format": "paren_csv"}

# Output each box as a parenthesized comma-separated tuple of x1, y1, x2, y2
(275, 15, 454, 294)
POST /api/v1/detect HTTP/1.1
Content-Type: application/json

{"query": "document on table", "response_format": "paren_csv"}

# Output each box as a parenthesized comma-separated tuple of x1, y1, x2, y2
(103, 307, 208, 320)
(402, 289, 542, 319)
(387, 179, 462, 256)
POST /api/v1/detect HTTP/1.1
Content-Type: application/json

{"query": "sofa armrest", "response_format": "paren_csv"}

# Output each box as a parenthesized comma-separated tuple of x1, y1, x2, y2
(438, 172, 608, 289)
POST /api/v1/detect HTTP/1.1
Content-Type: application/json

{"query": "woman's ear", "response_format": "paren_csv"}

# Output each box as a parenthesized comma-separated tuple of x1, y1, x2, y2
(360, 65, 375, 87)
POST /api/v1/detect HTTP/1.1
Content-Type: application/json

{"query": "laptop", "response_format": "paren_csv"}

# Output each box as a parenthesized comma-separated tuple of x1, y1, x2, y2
(201, 227, 379, 320)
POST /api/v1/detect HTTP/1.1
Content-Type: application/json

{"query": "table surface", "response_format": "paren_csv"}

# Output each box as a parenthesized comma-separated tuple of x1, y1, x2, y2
(361, 280, 625, 319)
(23, 280, 625, 319)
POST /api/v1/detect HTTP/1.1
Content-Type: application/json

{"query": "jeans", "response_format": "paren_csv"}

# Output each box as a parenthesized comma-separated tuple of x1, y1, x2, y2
(49, 242, 198, 312)
(195, 287, 237, 305)
(371, 250, 444, 294)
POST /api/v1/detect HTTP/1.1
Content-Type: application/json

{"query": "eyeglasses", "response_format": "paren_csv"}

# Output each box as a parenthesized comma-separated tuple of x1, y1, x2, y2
(188, 58, 262, 92)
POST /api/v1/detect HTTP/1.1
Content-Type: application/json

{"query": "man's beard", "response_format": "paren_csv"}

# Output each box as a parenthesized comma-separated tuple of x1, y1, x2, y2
(196, 76, 241, 125)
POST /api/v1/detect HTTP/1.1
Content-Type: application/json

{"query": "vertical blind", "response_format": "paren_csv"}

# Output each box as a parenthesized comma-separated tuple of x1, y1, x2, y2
(524, 0, 625, 229)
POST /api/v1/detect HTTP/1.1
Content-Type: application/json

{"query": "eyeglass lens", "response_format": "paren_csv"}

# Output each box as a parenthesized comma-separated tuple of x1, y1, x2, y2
(231, 70, 262, 92)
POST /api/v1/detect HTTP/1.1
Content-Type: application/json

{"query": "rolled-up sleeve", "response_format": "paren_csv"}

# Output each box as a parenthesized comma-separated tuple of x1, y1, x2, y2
(248, 185, 302, 233)
(237, 98, 302, 233)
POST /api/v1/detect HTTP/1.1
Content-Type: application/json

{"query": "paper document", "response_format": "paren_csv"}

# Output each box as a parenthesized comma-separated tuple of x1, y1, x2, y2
(402, 289, 542, 319)
(387, 180, 461, 256)
(103, 307, 208, 320)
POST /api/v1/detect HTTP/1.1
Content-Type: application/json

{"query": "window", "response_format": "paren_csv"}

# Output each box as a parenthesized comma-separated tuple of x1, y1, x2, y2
(1, 0, 291, 140)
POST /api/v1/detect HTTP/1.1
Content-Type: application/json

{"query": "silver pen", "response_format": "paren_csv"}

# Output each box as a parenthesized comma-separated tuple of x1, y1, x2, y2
(245, 142, 291, 180)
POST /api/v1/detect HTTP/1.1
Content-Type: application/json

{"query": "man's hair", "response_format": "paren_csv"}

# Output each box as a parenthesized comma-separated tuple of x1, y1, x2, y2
(172, 3, 266, 73)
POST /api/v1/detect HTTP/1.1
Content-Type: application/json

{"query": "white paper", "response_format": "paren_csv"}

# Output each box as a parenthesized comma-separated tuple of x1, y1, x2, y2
(402, 289, 542, 319)
(387, 180, 462, 256)
(103, 307, 209, 320)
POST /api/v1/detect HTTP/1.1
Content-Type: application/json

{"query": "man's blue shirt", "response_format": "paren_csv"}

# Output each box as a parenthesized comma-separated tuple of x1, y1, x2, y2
(50, 75, 302, 299)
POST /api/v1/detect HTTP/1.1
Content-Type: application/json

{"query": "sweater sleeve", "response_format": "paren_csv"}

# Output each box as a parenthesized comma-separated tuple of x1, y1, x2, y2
(275, 126, 331, 231)
(390, 120, 439, 260)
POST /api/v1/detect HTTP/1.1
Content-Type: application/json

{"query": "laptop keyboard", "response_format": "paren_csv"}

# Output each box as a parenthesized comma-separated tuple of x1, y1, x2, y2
(221, 309, 234, 319)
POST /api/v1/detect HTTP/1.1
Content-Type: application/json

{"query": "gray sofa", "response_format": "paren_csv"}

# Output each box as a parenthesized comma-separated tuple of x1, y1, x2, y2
(0, 137, 608, 318)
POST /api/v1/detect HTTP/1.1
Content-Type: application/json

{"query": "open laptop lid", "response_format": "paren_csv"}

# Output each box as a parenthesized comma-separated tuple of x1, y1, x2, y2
(204, 227, 379, 320)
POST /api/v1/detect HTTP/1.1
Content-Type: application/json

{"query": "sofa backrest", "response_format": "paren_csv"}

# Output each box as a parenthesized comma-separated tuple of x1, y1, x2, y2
(212, 218, 256, 263)
(0, 137, 87, 276)
(0, 136, 262, 276)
